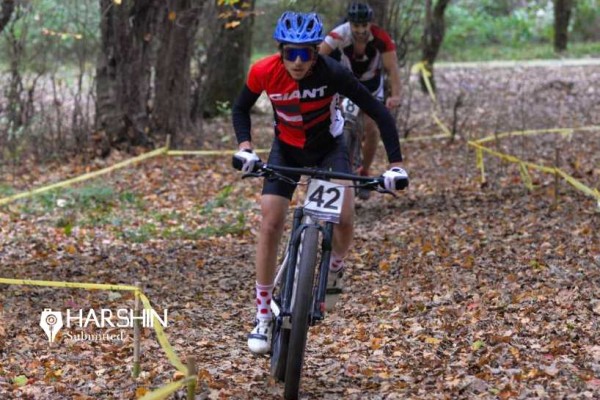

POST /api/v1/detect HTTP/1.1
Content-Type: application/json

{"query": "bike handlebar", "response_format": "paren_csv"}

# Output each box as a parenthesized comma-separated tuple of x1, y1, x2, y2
(232, 157, 409, 192)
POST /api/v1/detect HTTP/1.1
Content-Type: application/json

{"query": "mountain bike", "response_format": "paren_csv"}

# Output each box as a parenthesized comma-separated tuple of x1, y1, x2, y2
(234, 159, 408, 399)
(341, 97, 372, 201)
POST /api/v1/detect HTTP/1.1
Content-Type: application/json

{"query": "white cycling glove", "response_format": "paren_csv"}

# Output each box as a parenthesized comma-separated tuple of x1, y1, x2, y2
(233, 149, 261, 173)
(383, 167, 409, 191)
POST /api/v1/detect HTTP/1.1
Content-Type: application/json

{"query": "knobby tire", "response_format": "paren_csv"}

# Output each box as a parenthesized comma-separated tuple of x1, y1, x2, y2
(284, 226, 319, 400)
(271, 255, 291, 381)
(271, 325, 290, 381)
(343, 120, 363, 199)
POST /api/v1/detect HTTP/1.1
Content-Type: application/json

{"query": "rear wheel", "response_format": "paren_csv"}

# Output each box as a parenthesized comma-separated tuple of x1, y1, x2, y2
(284, 226, 319, 400)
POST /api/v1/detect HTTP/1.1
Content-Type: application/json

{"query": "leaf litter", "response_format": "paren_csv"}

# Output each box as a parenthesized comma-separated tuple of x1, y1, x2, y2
(0, 64, 599, 399)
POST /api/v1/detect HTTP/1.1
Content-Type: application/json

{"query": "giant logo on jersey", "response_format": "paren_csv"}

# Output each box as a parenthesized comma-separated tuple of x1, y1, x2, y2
(269, 85, 328, 101)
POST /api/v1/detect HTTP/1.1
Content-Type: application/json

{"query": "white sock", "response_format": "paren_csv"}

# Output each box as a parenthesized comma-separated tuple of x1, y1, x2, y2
(255, 282, 273, 321)
(329, 253, 344, 273)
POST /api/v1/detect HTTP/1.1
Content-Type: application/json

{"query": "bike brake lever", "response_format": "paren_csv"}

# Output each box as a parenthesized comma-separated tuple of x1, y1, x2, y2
(376, 187, 399, 198)
(242, 171, 266, 179)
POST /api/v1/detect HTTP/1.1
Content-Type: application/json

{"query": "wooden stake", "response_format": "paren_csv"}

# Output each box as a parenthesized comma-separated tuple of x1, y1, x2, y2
(132, 281, 142, 378)
(553, 147, 560, 208)
(186, 356, 197, 399)
(166, 134, 172, 151)
(163, 134, 172, 185)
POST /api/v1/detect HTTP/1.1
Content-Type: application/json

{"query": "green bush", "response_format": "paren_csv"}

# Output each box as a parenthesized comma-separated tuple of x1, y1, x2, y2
(0, 0, 99, 70)
(445, 3, 551, 51)
(572, 0, 600, 41)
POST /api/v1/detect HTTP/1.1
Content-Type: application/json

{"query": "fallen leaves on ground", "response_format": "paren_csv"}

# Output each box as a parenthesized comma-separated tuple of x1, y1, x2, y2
(0, 64, 599, 399)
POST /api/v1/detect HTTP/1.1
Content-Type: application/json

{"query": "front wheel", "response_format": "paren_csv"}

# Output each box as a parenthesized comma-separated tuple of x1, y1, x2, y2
(284, 226, 319, 400)
(270, 321, 289, 381)
(343, 122, 362, 173)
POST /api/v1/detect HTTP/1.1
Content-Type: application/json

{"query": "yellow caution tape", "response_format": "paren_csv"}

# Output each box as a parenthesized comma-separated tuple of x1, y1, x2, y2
(167, 148, 269, 156)
(469, 141, 557, 174)
(411, 61, 436, 103)
(400, 133, 452, 143)
(556, 169, 600, 201)
(433, 114, 452, 137)
(0, 278, 188, 375)
(468, 134, 600, 204)
(475, 147, 485, 183)
(0, 147, 168, 207)
(518, 162, 534, 191)
(138, 376, 195, 400)
(0, 277, 138, 292)
(138, 292, 187, 373)
(474, 126, 598, 144)
(411, 61, 453, 139)
(0, 77, 471, 210)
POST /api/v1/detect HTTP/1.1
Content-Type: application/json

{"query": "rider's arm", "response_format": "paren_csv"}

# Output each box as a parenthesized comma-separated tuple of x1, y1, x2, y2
(319, 25, 346, 56)
(329, 58, 402, 163)
(382, 50, 402, 109)
(318, 41, 335, 56)
(232, 84, 261, 147)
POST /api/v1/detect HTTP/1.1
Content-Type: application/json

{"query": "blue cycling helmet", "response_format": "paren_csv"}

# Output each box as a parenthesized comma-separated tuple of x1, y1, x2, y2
(273, 12, 324, 45)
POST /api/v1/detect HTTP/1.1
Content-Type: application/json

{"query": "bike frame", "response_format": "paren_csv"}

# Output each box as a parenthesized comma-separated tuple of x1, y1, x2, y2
(236, 160, 401, 399)
(272, 207, 334, 329)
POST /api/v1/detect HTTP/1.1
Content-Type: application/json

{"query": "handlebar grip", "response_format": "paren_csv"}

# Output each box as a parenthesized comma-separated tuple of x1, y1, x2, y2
(395, 177, 409, 190)
(232, 155, 244, 171)
(232, 155, 264, 173)
(377, 176, 409, 191)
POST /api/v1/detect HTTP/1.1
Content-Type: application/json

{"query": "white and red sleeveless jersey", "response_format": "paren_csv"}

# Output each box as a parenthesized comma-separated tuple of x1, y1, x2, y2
(323, 22, 396, 94)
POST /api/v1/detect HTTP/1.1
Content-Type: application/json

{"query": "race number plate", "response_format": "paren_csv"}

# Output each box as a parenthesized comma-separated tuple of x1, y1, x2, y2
(303, 179, 345, 224)
(342, 98, 360, 118)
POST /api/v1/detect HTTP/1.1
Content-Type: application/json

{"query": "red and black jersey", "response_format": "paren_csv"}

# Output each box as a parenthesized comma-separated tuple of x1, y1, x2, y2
(232, 53, 402, 163)
(245, 54, 343, 150)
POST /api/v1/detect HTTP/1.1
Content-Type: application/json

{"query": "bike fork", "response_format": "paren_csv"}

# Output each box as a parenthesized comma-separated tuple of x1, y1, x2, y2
(273, 207, 305, 328)
(311, 222, 334, 324)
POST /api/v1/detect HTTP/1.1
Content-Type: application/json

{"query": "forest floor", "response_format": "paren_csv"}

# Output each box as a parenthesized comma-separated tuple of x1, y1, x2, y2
(0, 63, 599, 399)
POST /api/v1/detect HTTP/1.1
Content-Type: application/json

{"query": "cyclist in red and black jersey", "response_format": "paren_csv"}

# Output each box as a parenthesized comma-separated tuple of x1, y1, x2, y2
(319, 2, 402, 200)
(232, 11, 408, 355)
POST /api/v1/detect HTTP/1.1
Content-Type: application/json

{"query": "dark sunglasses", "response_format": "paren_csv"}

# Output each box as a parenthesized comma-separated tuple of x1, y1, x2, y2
(282, 47, 315, 62)
(350, 22, 369, 28)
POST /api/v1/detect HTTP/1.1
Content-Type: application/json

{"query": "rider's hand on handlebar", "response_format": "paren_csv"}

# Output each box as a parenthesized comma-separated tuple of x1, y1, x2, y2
(382, 167, 409, 190)
(232, 149, 261, 173)
(385, 96, 401, 109)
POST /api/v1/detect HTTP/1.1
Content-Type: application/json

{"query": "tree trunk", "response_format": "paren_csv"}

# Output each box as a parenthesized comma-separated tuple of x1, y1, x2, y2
(201, 0, 255, 117)
(420, 0, 451, 93)
(0, 0, 15, 33)
(369, 0, 389, 29)
(553, 0, 573, 53)
(95, 0, 163, 154)
(153, 0, 203, 147)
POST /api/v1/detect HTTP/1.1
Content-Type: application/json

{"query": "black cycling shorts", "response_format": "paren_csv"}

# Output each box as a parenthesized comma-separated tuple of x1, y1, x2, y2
(262, 136, 352, 200)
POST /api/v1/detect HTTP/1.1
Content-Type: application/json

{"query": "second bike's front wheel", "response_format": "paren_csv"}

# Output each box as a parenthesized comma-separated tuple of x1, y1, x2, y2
(343, 123, 362, 173)
(284, 226, 319, 400)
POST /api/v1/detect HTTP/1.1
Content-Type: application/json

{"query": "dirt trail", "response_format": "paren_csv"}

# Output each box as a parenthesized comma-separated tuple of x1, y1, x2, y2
(0, 64, 599, 399)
